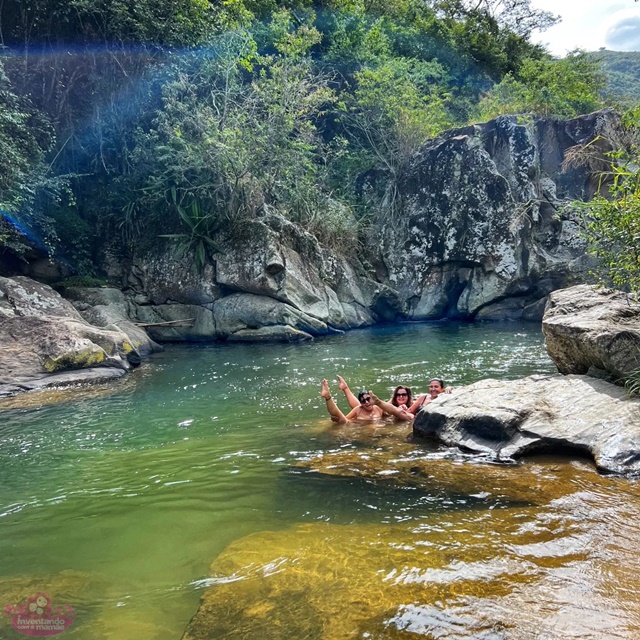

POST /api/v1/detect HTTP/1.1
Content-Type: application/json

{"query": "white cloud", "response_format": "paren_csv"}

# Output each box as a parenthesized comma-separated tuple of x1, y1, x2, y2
(605, 11, 640, 50)
(529, 0, 639, 56)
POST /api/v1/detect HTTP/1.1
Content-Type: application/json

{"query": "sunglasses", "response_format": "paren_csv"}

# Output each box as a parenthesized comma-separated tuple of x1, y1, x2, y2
(396, 392, 408, 397)
(361, 397, 372, 404)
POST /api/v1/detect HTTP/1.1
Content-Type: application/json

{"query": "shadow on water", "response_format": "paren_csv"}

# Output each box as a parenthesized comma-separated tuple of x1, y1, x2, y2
(276, 463, 537, 527)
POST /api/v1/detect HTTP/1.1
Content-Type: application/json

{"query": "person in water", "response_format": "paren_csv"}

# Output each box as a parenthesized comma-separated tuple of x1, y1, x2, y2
(321, 379, 384, 423)
(336, 375, 413, 412)
(408, 378, 453, 415)
(321, 377, 413, 423)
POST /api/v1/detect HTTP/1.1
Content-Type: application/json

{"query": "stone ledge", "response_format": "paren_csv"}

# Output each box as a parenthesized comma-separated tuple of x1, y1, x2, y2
(413, 374, 640, 476)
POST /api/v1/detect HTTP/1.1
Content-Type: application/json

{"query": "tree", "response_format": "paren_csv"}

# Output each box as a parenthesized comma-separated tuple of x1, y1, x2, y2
(580, 164, 640, 293)
(121, 17, 359, 256)
(0, 60, 58, 258)
(347, 57, 451, 166)
(477, 51, 605, 119)
(563, 108, 640, 297)
(431, 0, 559, 37)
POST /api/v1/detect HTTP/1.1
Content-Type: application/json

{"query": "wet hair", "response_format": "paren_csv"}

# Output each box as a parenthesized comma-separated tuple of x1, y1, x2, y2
(357, 390, 371, 403)
(391, 385, 412, 407)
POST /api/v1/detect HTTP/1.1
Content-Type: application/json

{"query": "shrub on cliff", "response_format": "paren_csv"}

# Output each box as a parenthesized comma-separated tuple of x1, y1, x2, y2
(478, 51, 605, 120)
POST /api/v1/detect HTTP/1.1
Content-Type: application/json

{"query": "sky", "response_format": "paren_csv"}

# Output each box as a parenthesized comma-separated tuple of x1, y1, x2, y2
(529, 0, 640, 55)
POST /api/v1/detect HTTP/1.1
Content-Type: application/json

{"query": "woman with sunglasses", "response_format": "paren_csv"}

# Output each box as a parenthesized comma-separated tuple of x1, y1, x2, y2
(320, 379, 385, 424)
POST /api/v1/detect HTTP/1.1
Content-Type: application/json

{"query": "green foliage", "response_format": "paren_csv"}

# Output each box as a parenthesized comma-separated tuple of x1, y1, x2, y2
(0, 216, 30, 259)
(49, 204, 96, 276)
(0, 63, 53, 203)
(579, 163, 640, 293)
(1, 0, 216, 47)
(159, 190, 224, 272)
(478, 51, 606, 119)
(447, 0, 559, 38)
(0, 0, 618, 273)
(625, 361, 640, 397)
(587, 50, 640, 107)
(343, 56, 452, 212)
(0, 60, 62, 259)
(123, 21, 359, 252)
(573, 108, 640, 295)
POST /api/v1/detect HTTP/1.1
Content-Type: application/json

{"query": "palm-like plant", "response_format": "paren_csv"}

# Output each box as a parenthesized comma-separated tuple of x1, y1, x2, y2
(159, 187, 223, 271)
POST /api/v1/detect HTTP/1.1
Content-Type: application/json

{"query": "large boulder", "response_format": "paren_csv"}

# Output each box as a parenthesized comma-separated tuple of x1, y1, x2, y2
(100, 213, 381, 342)
(542, 284, 640, 383)
(375, 110, 617, 320)
(413, 374, 640, 476)
(63, 286, 161, 356)
(0, 276, 146, 396)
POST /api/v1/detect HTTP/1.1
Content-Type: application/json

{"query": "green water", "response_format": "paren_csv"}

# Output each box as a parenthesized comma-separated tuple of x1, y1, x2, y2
(3, 321, 636, 639)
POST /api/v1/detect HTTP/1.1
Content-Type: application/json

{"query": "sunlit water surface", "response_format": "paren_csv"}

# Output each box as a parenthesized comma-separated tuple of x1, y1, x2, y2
(1, 322, 639, 639)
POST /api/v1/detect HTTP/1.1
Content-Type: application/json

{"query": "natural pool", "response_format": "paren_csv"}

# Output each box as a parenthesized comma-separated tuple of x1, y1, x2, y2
(1, 322, 640, 639)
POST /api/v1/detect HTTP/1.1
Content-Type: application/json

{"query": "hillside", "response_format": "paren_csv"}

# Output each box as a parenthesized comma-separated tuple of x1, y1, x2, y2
(588, 49, 640, 104)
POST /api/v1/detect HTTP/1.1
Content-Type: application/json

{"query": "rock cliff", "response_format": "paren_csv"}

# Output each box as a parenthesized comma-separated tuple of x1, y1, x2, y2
(97, 213, 399, 342)
(84, 110, 618, 341)
(374, 110, 617, 321)
(1, 111, 617, 344)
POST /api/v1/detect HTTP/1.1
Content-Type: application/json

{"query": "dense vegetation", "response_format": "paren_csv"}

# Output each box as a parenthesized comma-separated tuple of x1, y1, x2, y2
(589, 50, 640, 106)
(570, 107, 640, 296)
(0, 0, 614, 274)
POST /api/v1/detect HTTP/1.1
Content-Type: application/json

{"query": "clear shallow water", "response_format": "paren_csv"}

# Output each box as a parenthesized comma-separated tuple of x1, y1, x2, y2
(1, 322, 639, 639)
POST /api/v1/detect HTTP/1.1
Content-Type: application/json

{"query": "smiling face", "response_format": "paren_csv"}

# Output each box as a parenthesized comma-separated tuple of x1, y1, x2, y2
(393, 387, 410, 406)
(36, 596, 48, 608)
(359, 394, 374, 412)
(428, 380, 444, 398)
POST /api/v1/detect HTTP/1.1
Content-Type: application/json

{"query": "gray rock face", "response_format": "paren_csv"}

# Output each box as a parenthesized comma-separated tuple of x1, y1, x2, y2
(80, 111, 620, 340)
(375, 110, 617, 321)
(0, 277, 148, 396)
(102, 214, 380, 342)
(542, 284, 640, 383)
(64, 286, 162, 356)
(413, 374, 640, 476)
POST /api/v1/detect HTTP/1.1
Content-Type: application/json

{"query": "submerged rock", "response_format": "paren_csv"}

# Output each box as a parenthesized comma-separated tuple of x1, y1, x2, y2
(182, 463, 640, 640)
(413, 374, 640, 476)
(293, 447, 572, 506)
(182, 520, 529, 640)
(0, 570, 104, 639)
(542, 284, 640, 383)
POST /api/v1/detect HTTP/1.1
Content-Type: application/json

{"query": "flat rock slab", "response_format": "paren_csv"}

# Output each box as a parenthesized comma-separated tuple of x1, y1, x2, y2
(413, 374, 640, 476)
